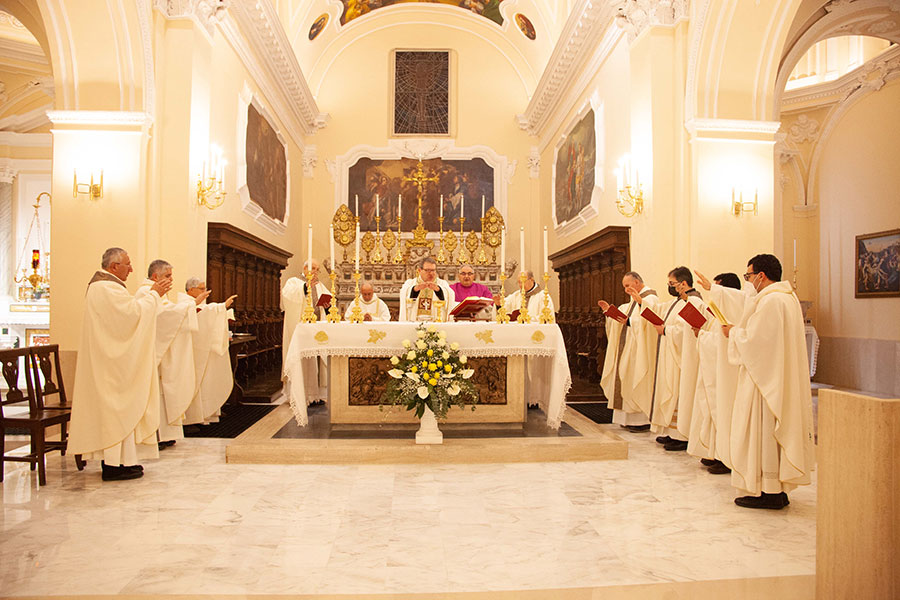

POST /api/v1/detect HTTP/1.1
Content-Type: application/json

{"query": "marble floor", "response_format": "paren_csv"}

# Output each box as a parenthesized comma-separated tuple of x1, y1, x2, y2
(0, 426, 816, 599)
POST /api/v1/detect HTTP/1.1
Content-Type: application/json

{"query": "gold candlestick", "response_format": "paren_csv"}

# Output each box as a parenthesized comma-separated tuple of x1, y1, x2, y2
(539, 272, 554, 324)
(457, 216, 468, 264)
(516, 271, 531, 324)
(300, 268, 319, 323)
(436, 216, 446, 263)
(326, 271, 341, 322)
(372, 215, 384, 263)
(495, 271, 510, 324)
(393, 215, 404, 264)
(476, 216, 488, 265)
(349, 271, 364, 323)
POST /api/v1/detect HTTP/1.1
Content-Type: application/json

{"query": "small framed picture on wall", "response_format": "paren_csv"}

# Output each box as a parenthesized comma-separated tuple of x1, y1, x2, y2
(855, 228, 900, 298)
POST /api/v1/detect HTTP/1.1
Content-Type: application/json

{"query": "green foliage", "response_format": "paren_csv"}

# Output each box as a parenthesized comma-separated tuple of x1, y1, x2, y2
(380, 323, 478, 420)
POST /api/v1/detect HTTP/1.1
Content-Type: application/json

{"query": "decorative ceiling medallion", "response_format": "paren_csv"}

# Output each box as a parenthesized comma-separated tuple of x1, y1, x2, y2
(339, 0, 504, 26)
(309, 13, 328, 40)
(515, 14, 536, 40)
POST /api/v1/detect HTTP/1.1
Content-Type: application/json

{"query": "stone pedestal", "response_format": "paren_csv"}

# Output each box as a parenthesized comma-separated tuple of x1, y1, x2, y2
(817, 389, 899, 599)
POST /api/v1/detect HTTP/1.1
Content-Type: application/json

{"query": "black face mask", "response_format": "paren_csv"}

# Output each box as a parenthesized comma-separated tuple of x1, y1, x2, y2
(667, 284, 679, 297)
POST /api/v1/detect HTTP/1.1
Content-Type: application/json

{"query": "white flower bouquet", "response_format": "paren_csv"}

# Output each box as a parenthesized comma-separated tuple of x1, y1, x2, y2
(381, 323, 477, 419)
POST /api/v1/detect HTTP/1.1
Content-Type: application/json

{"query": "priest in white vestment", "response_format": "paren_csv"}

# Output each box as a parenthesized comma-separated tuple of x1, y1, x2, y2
(723, 254, 815, 510)
(649, 266, 704, 451)
(180, 277, 236, 425)
(598, 271, 658, 429)
(68, 247, 172, 481)
(136, 260, 200, 447)
(344, 281, 391, 321)
(281, 259, 329, 402)
(399, 256, 454, 322)
(689, 272, 745, 474)
(495, 270, 555, 318)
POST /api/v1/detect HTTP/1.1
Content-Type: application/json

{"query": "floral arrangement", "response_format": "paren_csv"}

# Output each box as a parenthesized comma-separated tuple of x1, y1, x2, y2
(381, 323, 477, 419)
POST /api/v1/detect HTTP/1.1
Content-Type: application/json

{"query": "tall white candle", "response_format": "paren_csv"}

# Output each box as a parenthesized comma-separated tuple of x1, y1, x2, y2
(329, 224, 335, 270)
(355, 194, 359, 217)
(307, 224, 313, 274)
(398, 194, 402, 221)
(500, 226, 506, 270)
(519, 227, 525, 275)
(461, 194, 464, 220)
(375, 193, 379, 218)
(440, 194, 443, 219)
(355, 224, 361, 272)
(793, 239, 797, 269)
(481, 195, 485, 218)
(543, 226, 548, 275)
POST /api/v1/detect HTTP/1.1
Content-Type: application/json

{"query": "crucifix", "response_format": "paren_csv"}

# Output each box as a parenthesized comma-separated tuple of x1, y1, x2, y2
(402, 159, 440, 248)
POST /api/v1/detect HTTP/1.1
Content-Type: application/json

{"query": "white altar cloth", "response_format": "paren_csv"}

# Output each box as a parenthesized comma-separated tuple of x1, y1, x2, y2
(283, 322, 572, 429)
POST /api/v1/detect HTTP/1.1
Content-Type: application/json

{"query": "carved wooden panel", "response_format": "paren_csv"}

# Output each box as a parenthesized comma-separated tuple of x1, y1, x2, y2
(549, 226, 629, 385)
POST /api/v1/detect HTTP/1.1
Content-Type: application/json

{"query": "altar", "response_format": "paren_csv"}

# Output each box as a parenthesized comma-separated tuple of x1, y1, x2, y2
(283, 322, 571, 429)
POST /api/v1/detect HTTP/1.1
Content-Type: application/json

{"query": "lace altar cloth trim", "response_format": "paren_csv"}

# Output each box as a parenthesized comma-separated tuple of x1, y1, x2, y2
(284, 322, 571, 429)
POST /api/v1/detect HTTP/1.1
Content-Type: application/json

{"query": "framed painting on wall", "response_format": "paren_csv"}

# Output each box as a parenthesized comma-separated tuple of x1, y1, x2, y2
(25, 328, 50, 346)
(855, 228, 900, 298)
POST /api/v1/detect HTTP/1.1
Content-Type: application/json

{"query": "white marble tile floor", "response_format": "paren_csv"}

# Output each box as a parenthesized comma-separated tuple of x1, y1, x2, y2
(0, 427, 816, 597)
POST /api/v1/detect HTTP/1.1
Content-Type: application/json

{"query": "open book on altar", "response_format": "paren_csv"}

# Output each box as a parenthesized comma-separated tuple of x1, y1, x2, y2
(450, 296, 494, 320)
(315, 293, 332, 308)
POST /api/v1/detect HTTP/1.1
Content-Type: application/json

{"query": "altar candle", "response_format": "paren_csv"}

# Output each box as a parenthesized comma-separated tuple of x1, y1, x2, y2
(481, 195, 485, 218)
(355, 224, 361, 272)
(519, 227, 525, 275)
(375, 193, 379, 218)
(355, 194, 359, 217)
(543, 226, 548, 275)
(398, 194, 402, 220)
(461, 194, 464, 220)
(307, 224, 313, 273)
(329, 224, 335, 270)
(500, 226, 506, 270)
(793, 239, 797, 269)
(440, 194, 443, 219)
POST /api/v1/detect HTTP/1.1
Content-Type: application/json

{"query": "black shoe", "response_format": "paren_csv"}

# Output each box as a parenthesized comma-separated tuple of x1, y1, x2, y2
(734, 492, 789, 510)
(158, 440, 177, 450)
(101, 463, 144, 481)
(706, 461, 732, 475)
(655, 435, 672, 445)
(700, 458, 717, 466)
(625, 424, 651, 432)
(664, 439, 688, 451)
(124, 465, 144, 474)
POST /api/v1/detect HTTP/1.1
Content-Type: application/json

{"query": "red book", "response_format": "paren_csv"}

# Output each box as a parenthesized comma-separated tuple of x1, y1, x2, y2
(315, 293, 332, 308)
(678, 302, 708, 329)
(509, 309, 521, 321)
(640, 307, 664, 326)
(450, 297, 494, 318)
(604, 304, 628, 321)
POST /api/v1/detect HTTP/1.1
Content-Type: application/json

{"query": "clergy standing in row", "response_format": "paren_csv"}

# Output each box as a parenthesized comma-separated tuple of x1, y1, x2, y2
(137, 260, 202, 449)
(723, 254, 815, 509)
(281, 259, 329, 402)
(68, 247, 171, 481)
(345, 282, 391, 321)
(399, 256, 453, 322)
(181, 277, 236, 425)
(598, 272, 659, 430)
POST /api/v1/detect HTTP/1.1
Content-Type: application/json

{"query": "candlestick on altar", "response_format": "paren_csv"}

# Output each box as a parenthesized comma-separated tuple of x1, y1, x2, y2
(476, 215, 488, 265)
(326, 271, 341, 322)
(539, 272, 554, 324)
(372, 215, 384, 263)
(393, 214, 404, 263)
(437, 215, 446, 263)
(355, 224, 361, 271)
(495, 271, 510, 324)
(348, 271, 364, 323)
(457, 216, 468, 264)
(516, 270, 531, 324)
(355, 194, 359, 219)
(300, 263, 318, 324)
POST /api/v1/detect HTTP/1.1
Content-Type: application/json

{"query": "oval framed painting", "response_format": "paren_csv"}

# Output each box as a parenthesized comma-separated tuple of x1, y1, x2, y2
(309, 13, 328, 41)
(515, 14, 536, 40)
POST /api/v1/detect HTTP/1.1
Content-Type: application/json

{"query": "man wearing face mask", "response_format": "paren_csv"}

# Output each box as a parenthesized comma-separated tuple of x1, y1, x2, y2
(722, 254, 815, 509)
(649, 266, 709, 451)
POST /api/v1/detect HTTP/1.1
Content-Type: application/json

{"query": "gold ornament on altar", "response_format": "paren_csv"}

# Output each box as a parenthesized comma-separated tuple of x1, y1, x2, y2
(481, 206, 504, 263)
(442, 229, 458, 255)
(382, 228, 397, 253)
(332, 204, 357, 262)
(361, 230, 376, 260)
(466, 231, 480, 258)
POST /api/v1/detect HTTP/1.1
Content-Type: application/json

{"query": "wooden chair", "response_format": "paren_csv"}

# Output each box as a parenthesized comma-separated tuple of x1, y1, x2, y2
(0, 345, 81, 485)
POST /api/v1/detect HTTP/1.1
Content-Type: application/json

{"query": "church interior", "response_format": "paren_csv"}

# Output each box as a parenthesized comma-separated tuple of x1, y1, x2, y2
(1, 1, 898, 598)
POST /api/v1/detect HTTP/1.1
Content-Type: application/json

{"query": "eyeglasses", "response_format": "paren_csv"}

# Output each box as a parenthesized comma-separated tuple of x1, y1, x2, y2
(743, 271, 757, 281)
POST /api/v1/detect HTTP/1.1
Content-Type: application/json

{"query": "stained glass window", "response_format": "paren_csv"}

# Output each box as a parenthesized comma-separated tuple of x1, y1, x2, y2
(393, 51, 450, 136)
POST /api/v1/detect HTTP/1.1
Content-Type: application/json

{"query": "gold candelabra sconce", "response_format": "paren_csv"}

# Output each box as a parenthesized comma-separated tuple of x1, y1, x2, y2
(197, 146, 226, 210)
(73, 170, 103, 200)
(614, 155, 644, 217)
(731, 189, 758, 217)
(14, 192, 51, 300)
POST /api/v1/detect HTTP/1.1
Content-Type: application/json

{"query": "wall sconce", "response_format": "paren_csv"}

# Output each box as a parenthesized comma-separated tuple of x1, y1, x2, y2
(732, 189, 758, 216)
(615, 155, 644, 217)
(73, 170, 103, 199)
(197, 146, 225, 210)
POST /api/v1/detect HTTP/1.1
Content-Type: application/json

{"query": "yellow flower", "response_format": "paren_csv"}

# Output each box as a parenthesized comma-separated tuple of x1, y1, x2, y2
(426, 349, 434, 357)
(436, 360, 443, 368)
(429, 377, 438, 386)
(428, 363, 437, 371)
(421, 361, 428, 369)
(410, 365, 418, 373)
(444, 364, 452, 373)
